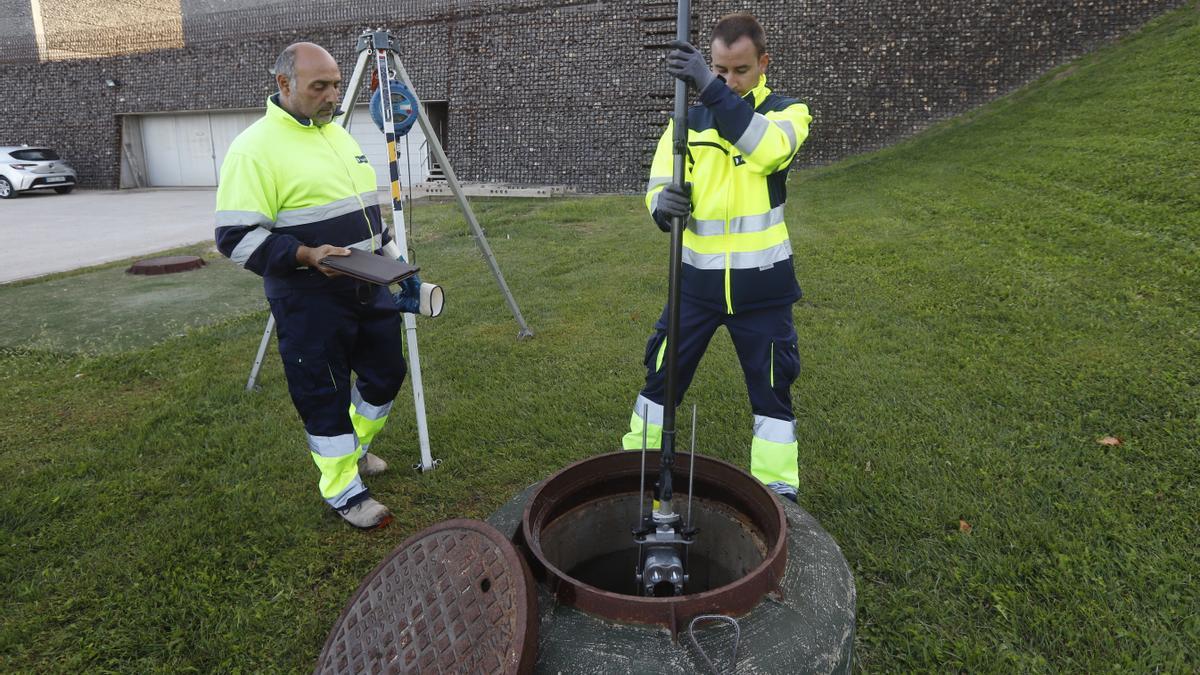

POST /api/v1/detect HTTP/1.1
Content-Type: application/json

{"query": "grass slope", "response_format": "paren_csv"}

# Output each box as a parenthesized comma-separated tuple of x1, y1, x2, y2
(1, 6, 1197, 672)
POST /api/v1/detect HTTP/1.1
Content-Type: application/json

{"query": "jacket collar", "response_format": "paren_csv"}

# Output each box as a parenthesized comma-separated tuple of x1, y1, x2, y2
(745, 74, 772, 109)
(268, 93, 316, 128)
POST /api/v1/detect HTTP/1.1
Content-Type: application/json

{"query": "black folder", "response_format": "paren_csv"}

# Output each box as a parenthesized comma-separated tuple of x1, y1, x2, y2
(318, 248, 420, 285)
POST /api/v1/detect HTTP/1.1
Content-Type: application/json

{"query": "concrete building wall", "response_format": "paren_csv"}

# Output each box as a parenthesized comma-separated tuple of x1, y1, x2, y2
(0, 0, 1187, 192)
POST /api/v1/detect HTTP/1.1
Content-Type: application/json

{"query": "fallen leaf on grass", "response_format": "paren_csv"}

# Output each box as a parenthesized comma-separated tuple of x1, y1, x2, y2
(1097, 436, 1122, 446)
(959, 519, 972, 534)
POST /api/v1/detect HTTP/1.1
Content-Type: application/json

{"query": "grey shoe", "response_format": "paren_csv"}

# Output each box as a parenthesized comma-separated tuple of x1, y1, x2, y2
(358, 452, 388, 477)
(337, 497, 393, 529)
(767, 481, 798, 503)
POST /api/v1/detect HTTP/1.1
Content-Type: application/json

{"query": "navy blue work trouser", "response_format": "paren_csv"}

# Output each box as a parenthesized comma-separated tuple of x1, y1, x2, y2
(625, 298, 802, 489)
(268, 283, 406, 509)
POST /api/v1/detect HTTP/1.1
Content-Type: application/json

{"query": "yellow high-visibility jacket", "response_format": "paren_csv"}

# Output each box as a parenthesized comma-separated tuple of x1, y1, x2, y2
(646, 75, 812, 314)
(215, 95, 386, 298)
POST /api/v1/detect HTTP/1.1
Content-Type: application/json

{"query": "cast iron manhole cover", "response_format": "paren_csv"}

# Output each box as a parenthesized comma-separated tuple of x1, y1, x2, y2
(315, 519, 537, 675)
(127, 255, 206, 275)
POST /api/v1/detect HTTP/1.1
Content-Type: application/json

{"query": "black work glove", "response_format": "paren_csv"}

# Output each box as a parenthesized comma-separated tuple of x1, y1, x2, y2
(654, 182, 691, 232)
(665, 40, 716, 93)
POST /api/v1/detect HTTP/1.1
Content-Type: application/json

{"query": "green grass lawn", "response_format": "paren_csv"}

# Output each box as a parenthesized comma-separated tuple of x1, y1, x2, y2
(0, 243, 265, 354)
(2, 6, 1198, 672)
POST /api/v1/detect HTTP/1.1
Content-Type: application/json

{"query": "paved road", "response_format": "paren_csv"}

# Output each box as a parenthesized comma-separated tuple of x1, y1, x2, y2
(0, 189, 219, 284)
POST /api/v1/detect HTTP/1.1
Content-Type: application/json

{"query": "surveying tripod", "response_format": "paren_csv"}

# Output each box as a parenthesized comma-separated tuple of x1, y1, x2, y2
(245, 29, 534, 473)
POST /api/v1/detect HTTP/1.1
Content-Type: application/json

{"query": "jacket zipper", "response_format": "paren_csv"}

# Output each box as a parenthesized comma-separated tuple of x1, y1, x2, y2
(318, 126, 377, 252)
(723, 147, 733, 315)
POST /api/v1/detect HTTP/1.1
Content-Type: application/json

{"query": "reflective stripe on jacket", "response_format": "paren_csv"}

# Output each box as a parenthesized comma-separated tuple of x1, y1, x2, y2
(214, 95, 388, 298)
(646, 75, 812, 314)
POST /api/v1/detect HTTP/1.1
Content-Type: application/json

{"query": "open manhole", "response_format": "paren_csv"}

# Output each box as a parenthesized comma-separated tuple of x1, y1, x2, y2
(316, 519, 537, 674)
(546, 492, 766, 595)
(521, 451, 787, 633)
(127, 255, 206, 275)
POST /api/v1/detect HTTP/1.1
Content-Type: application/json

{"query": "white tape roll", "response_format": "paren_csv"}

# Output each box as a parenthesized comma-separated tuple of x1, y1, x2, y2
(419, 283, 444, 317)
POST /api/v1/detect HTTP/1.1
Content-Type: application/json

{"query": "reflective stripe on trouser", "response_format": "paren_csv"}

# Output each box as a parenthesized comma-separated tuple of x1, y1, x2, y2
(350, 381, 394, 455)
(269, 284, 407, 510)
(750, 415, 799, 488)
(622, 394, 664, 450)
(624, 299, 723, 451)
(308, 433, 365, 509)
(624, 299, 800, 489)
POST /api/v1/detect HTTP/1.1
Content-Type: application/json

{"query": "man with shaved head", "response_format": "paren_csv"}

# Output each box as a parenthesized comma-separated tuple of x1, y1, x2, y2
(215, 42, 408, 530)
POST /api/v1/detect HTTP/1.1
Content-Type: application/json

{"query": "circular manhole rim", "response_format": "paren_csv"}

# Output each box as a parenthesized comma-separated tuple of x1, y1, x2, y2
(521, 451, 787, 631)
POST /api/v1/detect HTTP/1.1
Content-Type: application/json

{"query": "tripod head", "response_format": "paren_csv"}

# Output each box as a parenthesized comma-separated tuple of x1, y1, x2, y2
(355, 29, 402, 55)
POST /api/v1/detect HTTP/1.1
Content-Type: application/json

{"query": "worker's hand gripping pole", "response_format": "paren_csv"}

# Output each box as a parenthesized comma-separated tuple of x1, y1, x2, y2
(658, 0, 691, 516)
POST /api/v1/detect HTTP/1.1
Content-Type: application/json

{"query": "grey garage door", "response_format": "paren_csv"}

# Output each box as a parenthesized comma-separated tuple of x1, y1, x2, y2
(135, 106, 429, 189)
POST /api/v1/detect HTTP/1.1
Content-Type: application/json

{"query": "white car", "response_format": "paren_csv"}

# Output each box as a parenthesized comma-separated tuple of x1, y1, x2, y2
(0, 146, 78, 199)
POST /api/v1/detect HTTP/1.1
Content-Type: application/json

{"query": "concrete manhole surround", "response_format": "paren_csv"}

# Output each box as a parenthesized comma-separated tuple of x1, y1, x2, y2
(496, 451, 857, 673)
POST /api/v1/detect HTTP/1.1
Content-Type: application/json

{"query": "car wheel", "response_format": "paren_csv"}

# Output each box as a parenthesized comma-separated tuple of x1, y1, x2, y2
(54, 185, 74, 195)
(0, 177, 15, 199)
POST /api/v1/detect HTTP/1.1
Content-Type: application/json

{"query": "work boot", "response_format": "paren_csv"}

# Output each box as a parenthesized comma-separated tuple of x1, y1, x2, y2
(337, 497, 393, 529)
(767, 481, 798, 503)
(358, 452, 388, 477)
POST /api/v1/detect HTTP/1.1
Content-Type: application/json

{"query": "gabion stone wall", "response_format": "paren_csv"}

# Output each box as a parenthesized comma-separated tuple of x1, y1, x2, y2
(0, 1, 36, 58)
(0, 0, 1187, 192)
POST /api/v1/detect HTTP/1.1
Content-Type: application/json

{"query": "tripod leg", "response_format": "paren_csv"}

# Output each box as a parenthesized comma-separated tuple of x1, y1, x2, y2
(336, 49, 371, 130)
(374, 41, 439, 472)
(246, 313, 275, 391)
(389, 53, 535, 339)
(402, 312, 436, 471)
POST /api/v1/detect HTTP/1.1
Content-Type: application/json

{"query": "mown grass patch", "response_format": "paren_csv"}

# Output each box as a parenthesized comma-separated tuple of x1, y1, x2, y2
(0, 243, 264, 354)
(2, 6, 1197, 672)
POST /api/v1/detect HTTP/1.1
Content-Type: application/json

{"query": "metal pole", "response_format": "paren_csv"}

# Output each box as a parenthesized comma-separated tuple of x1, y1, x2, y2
(686, 403, 696, 530)
(339, 46, 370, 121)
(657, 0, 690, 511)
(639, 403, 649, 525)
(246, 313, 275, 391)
(402, 312, 435, 471)
(389, 51, 534, 339)
(376, 36, 436, 472)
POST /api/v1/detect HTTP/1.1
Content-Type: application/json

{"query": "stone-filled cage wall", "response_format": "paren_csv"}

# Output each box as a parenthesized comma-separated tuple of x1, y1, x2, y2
(0, 0, 1188, 192)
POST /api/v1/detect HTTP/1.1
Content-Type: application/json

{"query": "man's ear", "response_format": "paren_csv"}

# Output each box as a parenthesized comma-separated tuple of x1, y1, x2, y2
(759, 52, 770, 73)
(276, 73, 291, 98)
